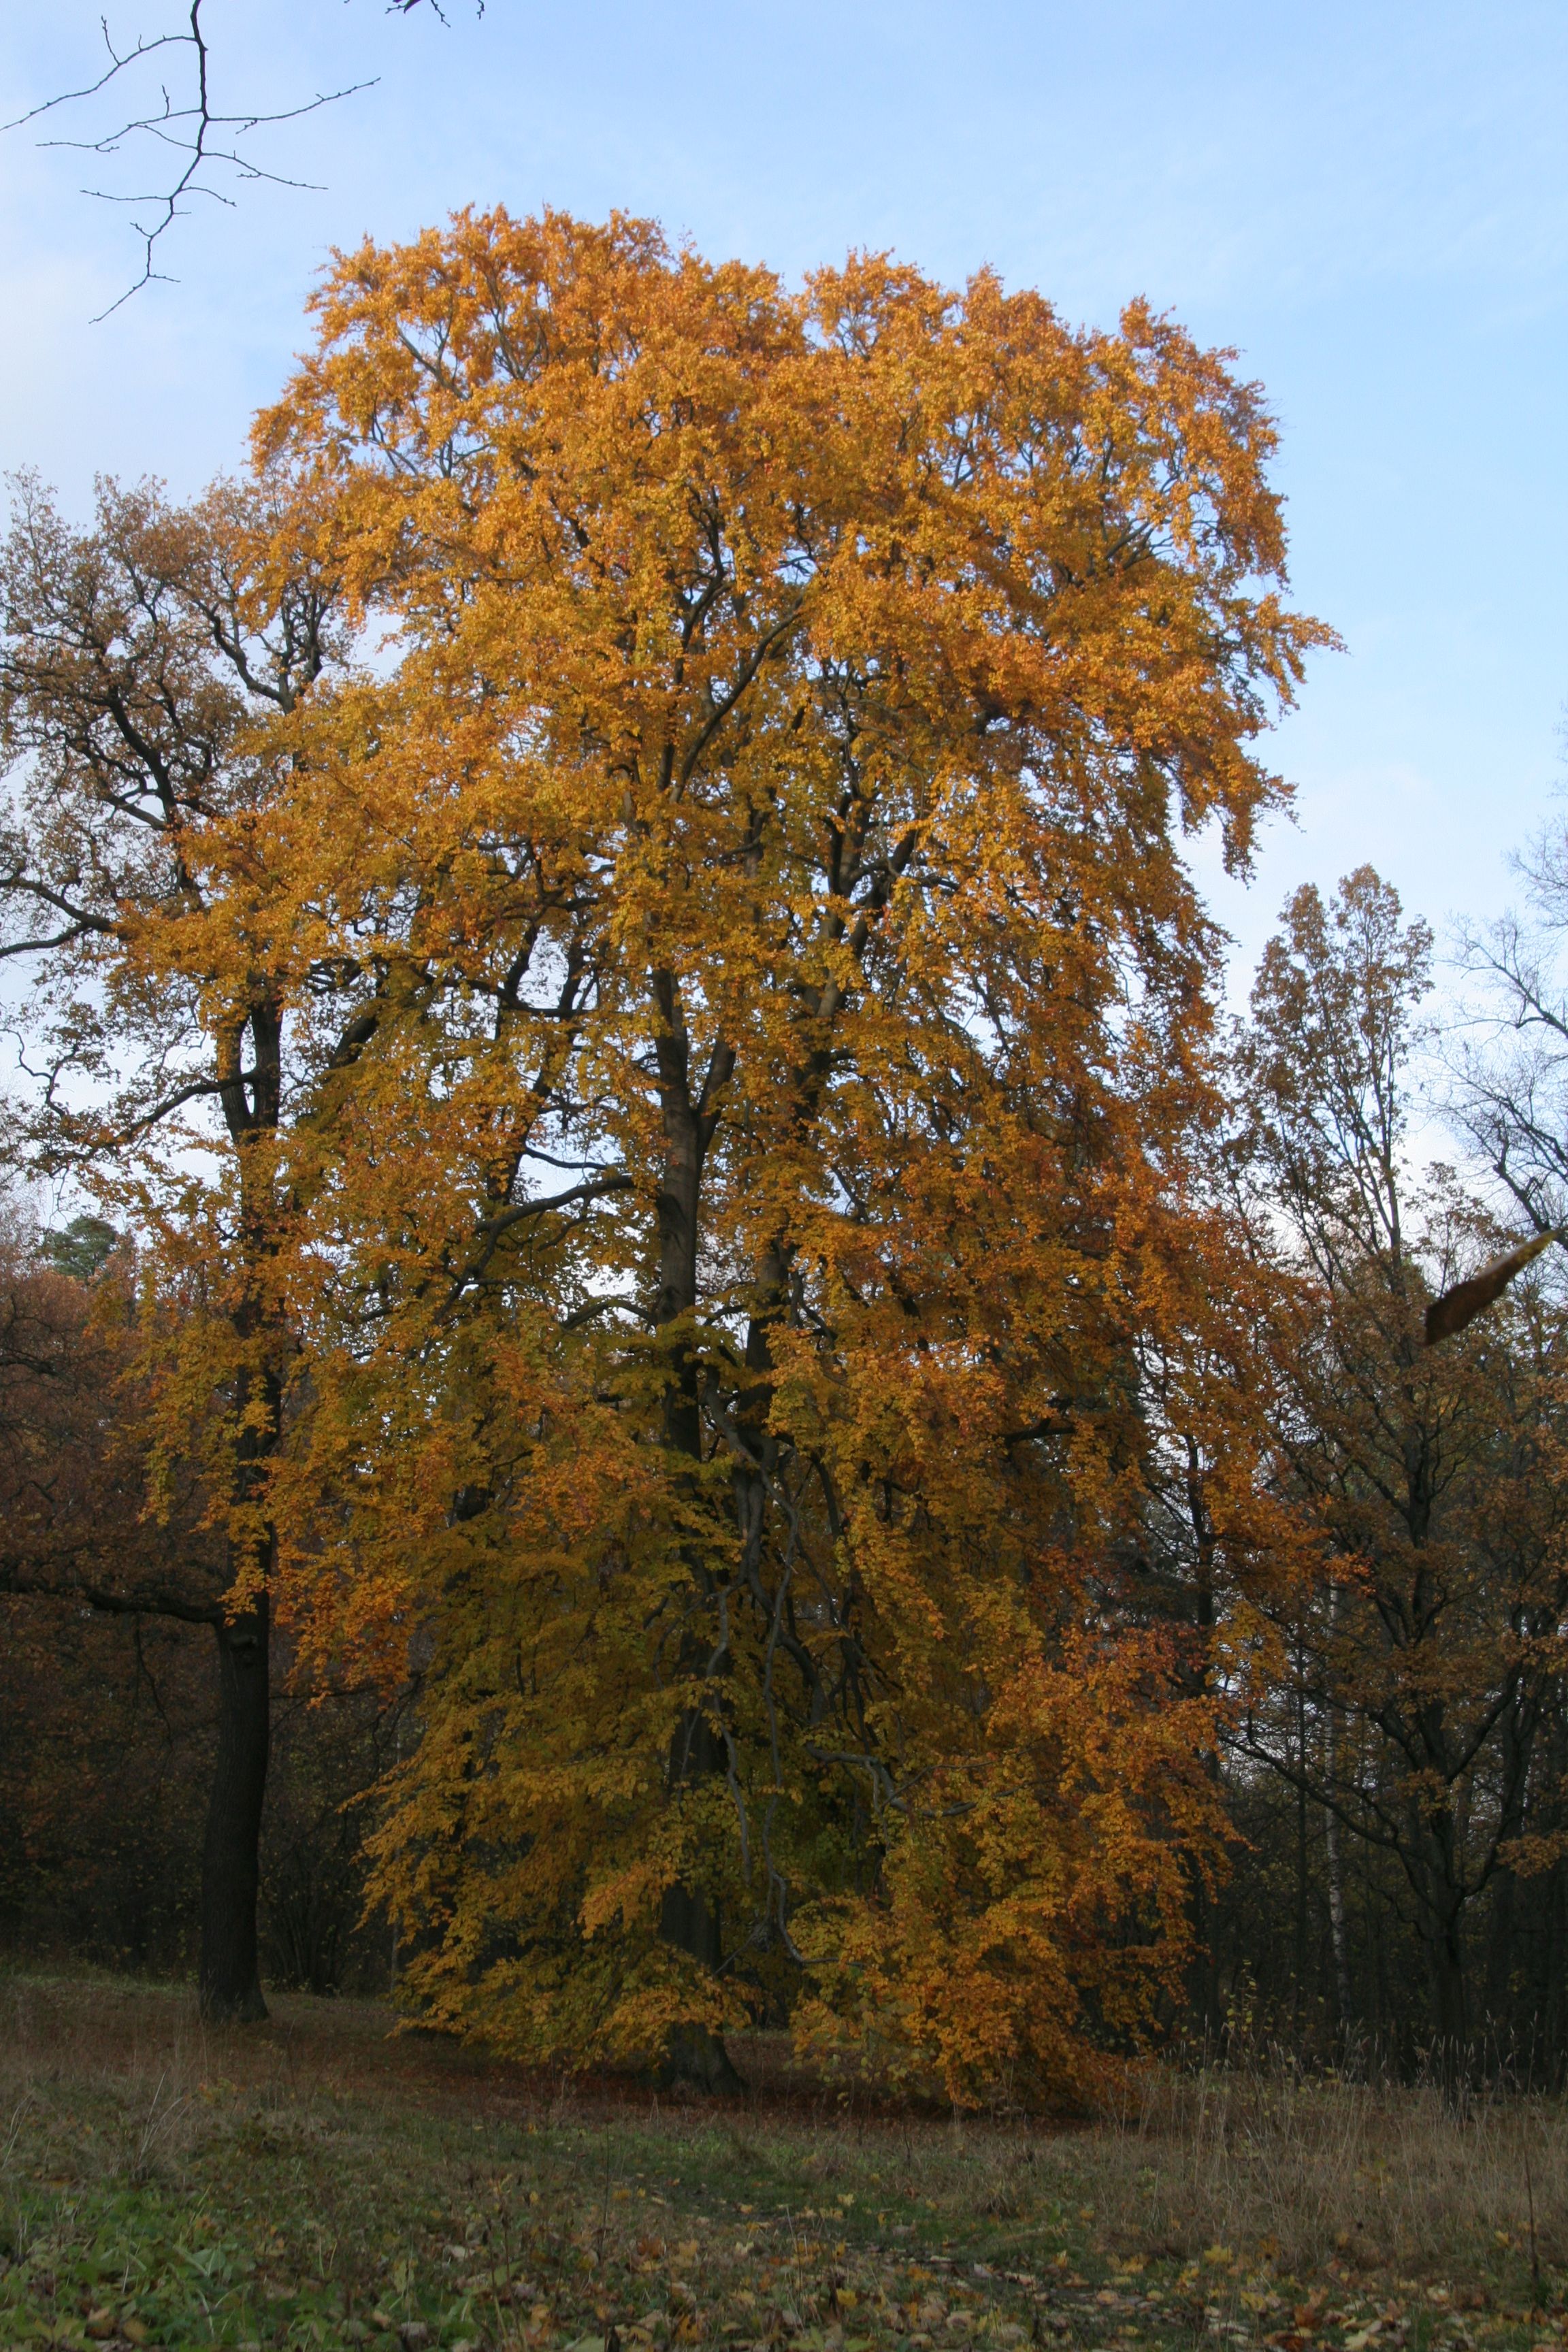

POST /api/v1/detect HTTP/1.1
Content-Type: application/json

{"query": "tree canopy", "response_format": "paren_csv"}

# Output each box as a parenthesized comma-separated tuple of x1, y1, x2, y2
(217, 208, 1322, 2097)
(16, 209, 1568, 2100)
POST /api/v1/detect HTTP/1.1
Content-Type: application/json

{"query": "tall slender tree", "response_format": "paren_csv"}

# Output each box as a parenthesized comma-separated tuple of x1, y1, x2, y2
(0, 474, 351, 2019)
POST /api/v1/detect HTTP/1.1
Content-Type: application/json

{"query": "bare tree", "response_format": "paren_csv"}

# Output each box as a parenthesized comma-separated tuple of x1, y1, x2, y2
(1452, 819, 1568, 1239)
(1233, 869, 1568, 2065)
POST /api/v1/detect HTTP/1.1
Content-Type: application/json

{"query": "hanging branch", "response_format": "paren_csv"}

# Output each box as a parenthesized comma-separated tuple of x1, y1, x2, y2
(2, 1, 423, 318)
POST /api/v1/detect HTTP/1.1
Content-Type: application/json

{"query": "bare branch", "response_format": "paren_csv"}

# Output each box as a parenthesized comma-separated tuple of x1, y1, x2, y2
(4, 1, 376, 316)
(3, 19, 190, 133)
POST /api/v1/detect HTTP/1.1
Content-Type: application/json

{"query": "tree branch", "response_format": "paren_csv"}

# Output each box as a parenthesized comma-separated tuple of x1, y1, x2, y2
(0, 1552, 220, 1625)
(3, 1, 376, 316)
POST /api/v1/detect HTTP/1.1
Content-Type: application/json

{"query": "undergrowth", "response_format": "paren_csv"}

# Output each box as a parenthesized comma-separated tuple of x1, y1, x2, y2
(1, 1978, 1564, 2352)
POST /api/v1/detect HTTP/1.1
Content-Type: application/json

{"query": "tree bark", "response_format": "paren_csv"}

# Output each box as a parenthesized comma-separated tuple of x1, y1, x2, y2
(1427, 1901, 1468, 2049)
(649, 985, 742, 2090)
(199, 1585, 270, 2022)
(1294, 1669, 1309, 2034)
(1324, 1762, 1352, 2030)
(1484, 1861, 1516, 2036)
(1324, 1583, 1353, 2033)
(657, 1821, 745, 2094)
(199, 1207, 281, 2025)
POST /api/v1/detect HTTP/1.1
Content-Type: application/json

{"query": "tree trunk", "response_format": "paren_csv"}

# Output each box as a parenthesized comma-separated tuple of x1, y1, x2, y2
(1428, 1905, 1467, 2046)
(1420, 1881, 1469, 2097)
(649, 997, 742, 2091)
(1294, 1669, 1309, 2034)
(1484, 1863, 1516, 2036)
(199, 1586, 270, 2023)
(197, 1289, 280, 2024)
(1324, 1584, 1353, 2033)
(658, 1856, 745, 2094)
(1324, 1778, 1352, 2031)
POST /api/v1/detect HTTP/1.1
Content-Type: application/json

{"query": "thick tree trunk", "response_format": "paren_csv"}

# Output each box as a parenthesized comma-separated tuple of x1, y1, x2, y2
(1294, 1674, 1309, 2034)
(657, 2017, 747, 2095)
(197, 1285, 280, 2024)
(1484, 1863, 1516, 2033)
(199, 1585, 270, 2023)
(649, 994, 743, 2091)
(1417, 1876, 1470, 2100)
(658, 1861, 745, 2093)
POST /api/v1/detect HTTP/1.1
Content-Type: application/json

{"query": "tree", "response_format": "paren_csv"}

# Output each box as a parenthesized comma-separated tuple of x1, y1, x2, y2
(42, 1211, 118, 1281)
(1453, 814, 1568, 1240)
(242, 207, 1327, 2100)
(0, 472, 351, 2019)
(1232, 869, 1568, 2063)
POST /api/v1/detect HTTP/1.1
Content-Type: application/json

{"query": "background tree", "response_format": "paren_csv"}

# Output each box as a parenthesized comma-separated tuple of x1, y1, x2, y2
(1453, 815, 1568, 1242)
(0, 1193, 405, 1993)
(1228, 868, 1568, 2068)
(0, 471, 355, 2019)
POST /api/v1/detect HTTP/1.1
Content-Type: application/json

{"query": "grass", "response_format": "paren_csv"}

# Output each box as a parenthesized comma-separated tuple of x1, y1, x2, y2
(1, 1976, 1565, 2352)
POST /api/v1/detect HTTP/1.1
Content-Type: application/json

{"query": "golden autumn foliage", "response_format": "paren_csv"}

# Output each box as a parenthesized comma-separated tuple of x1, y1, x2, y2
(199, 207, 1326, 2102)
(1, 207, 1337, 2099)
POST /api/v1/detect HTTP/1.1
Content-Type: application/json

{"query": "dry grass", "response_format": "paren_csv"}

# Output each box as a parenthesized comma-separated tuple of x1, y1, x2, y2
(1071, 2063, 1568, 2280)
(0, 1972, 1563, 2352)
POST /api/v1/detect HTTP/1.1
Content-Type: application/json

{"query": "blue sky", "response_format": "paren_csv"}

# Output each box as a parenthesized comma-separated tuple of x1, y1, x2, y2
(3, 0, 1566, 1001)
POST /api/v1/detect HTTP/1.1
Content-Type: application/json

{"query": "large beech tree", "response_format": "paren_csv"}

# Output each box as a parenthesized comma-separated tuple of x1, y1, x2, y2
(222, 209, 1328, 2100)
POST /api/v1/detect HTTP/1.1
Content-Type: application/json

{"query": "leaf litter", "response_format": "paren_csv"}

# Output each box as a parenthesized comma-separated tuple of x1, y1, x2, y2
(1, 1984, 1564, 2352)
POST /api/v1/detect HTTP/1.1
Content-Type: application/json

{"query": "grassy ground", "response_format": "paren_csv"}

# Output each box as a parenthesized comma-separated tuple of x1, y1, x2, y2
(1, 1977, 1565, 2352)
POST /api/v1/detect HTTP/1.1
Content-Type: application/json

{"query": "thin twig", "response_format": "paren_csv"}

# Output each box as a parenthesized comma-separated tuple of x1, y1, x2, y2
(3, 1, 374, 315)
